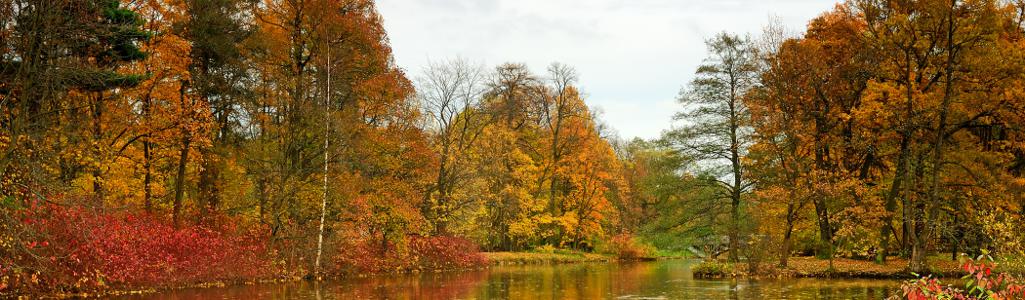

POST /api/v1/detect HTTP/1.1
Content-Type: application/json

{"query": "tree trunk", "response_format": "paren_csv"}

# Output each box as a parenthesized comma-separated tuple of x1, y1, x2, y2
(779, 201, 796, 268)
(728, 136, 742, 263)
(950, 213, 959, 261)
(314, 54, 331, 278)
(92, 92, 105, 202)
(729, 189, 741, 263)
(173, 136, 191, 228)
(880, 135, 910, 263)
(433, 143, 450, 235)
(914, 1, 958, 273)
(811, 121, 833, 261)
(198, 149, 220, 221)
(143, 138, 153, 212)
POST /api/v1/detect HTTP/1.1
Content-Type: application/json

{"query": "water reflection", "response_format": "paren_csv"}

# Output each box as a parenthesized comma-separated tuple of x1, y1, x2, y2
(111, 260, 900, 299)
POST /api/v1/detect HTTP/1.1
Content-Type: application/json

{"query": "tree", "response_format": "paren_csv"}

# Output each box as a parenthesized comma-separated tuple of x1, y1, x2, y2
(0, 0, 149, 200)
(667, 32, 759, 263)
(474, 63, 542, 250)
(856, 0, 1024, 272)
(417, 58, 489, 234)
(749, 7, 878, 266)
(184, 0, 256, 219)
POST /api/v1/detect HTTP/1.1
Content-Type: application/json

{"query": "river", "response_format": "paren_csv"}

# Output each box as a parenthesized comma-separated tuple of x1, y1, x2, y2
(108, 260, 903, 299)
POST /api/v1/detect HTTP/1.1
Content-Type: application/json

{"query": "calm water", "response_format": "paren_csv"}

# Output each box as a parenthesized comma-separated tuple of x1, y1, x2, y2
(110, 260, 902, 299)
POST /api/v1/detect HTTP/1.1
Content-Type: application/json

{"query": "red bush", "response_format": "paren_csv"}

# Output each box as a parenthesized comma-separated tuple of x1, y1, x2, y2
(408, 236, 488, 270)
(900, 256, 1024, 300)
(2, 204, 273, 294)
(334, 235, 487, 274)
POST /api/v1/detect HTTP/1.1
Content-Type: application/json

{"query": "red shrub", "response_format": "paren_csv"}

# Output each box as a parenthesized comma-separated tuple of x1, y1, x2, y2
(334, 237, 409, 273)
(408, 236, 488, 270)
(334, 235, 487, 274)
(2, 204, 273, 294)
(900, 256, 1025, 300)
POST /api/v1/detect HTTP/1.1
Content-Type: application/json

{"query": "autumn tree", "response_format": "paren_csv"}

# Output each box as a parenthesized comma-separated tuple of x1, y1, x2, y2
(119, 0, 194, 214)
(536, 64, 583, 229)
(184, 0, 256, 219)
(748, 7, 878, 266)
(473, 63, 541, 250)
(855, 0, 1025, 272)
(552, 95, 623, 249)
(744, 0, 1025, 271)
(417, 58, 489, 234)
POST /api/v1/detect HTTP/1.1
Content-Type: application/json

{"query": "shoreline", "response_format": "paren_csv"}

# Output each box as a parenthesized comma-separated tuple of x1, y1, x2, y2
(692, 256, 971, 280)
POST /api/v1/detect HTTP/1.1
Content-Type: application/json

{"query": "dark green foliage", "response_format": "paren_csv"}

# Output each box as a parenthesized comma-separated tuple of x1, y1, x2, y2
(620, 139, 730, 254)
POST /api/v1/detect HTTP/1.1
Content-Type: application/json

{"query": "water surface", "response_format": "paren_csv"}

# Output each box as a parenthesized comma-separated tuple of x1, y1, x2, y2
(111, 260, 902, 299)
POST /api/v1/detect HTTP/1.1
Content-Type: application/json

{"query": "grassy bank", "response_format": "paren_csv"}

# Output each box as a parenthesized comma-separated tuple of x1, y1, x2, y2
(483, 251, 614, 265)
(692, 256, 966, 279)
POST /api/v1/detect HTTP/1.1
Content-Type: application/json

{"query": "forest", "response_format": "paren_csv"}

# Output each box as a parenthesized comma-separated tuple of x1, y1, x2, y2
(1, 0, 1025, 298)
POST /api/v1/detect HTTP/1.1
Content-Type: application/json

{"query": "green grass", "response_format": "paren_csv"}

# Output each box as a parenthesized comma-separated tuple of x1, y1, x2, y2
(653, 249, 692, 258)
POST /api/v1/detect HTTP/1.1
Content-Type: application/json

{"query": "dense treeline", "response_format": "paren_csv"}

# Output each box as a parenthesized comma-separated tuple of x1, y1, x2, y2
(3, 0, 1025, 295)
(0, 0, 634, 294)
(646, 0, 1025, 273)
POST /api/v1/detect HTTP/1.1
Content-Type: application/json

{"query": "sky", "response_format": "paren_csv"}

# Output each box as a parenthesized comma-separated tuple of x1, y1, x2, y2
(376, 0, 841, 140)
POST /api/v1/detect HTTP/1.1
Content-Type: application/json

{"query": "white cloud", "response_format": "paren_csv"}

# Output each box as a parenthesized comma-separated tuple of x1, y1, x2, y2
(378, 0, 840, 139)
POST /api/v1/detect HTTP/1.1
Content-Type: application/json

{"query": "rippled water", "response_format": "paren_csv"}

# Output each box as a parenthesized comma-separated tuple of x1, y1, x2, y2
(109, 260, 902, 299)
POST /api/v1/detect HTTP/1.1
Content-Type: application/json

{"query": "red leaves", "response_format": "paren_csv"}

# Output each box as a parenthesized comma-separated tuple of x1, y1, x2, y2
(4, 205, 273, 293)
(408, 236, 488, 270)
(900, 257, 1025, 300)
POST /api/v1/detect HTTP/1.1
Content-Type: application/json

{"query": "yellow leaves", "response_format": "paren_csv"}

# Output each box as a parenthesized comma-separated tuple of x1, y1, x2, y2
(978, 210, 1025, 255)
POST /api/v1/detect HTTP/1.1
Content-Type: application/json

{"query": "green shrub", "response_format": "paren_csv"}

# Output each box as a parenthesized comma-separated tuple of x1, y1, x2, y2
(691, 261, 737, 278)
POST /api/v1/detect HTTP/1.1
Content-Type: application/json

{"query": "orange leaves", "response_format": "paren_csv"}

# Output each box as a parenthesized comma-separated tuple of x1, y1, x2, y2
(745, 0, 1025, 266)
(333, 235, 486, 274)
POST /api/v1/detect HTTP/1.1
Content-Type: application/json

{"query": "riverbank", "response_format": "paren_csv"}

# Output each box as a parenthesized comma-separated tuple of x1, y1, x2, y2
(692, 256, 966, 279)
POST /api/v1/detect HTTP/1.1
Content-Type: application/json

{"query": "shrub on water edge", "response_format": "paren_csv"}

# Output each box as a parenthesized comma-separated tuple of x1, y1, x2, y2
(899, 255, 1024, 300)
(409, 236, 488, 270)
(334, 235, 487, 274)
(691, 261, 741, 278)
(1, 203, 273, 295)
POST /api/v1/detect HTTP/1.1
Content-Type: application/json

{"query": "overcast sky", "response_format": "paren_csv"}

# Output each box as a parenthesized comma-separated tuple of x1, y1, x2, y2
(377, 0, 840, 140)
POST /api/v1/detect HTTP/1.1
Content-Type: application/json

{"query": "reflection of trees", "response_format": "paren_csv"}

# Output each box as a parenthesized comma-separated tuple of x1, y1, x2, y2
(154, 272, 491, 299)
(476, 262, 665, 299)
(482, 263, 608, 299)
(330, 270, 490, 300)
(117, 261, 903, 299)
